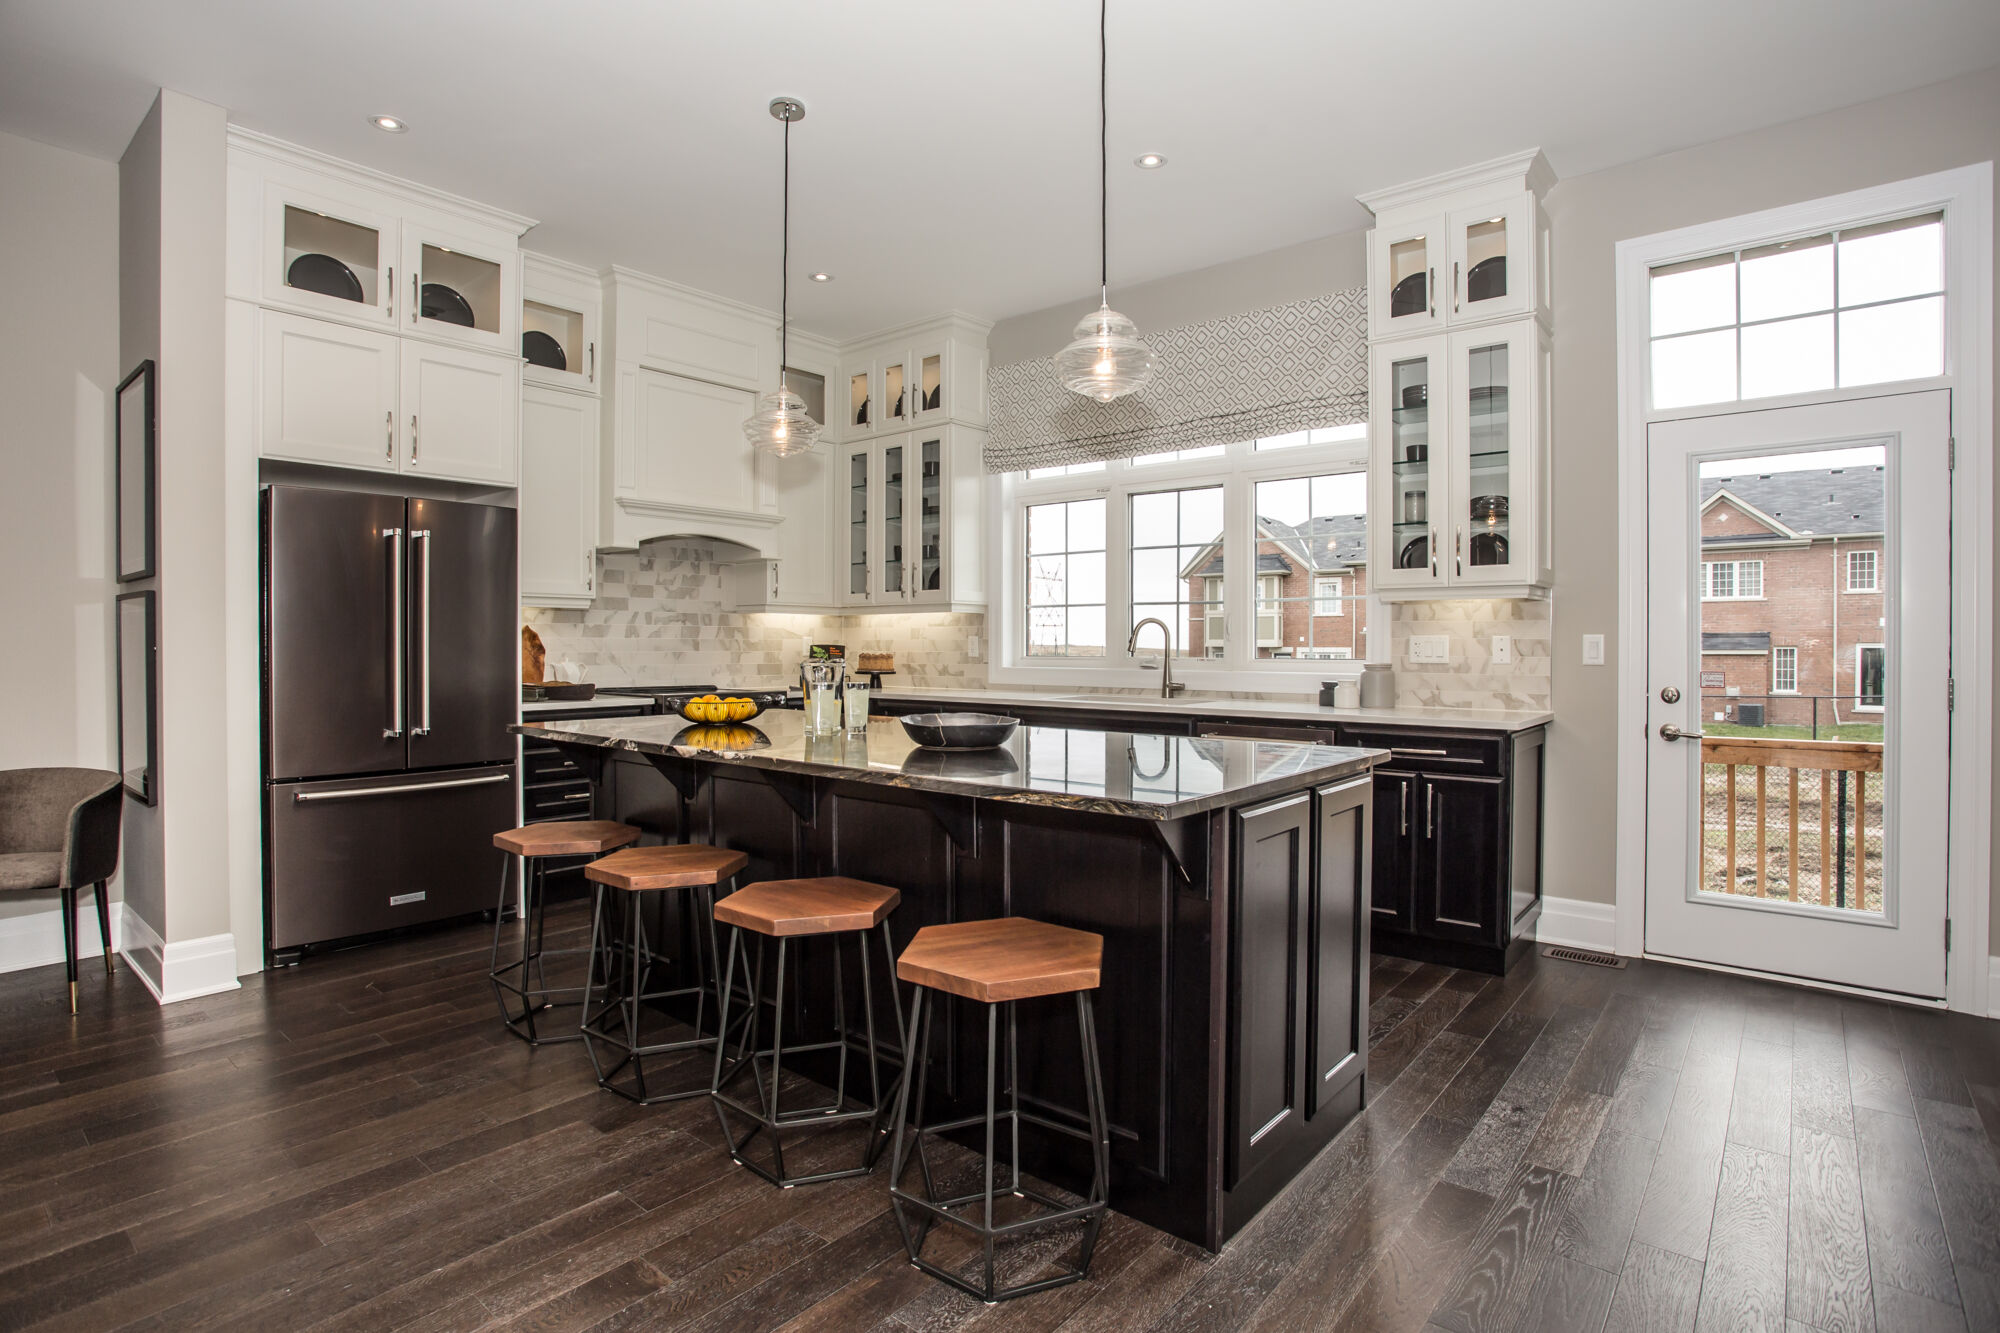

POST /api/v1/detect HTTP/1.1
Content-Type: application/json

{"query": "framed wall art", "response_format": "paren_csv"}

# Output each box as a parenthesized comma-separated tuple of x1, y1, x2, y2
(116, 590, 158, 804)
(116, 359, 156, 582)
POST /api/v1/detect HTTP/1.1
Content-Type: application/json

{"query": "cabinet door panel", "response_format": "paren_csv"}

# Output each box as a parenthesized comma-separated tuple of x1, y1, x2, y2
(1312, 779, 1370, 1111)
(1370, 772, 1415, 931)
(1228, 793, 1309, 1189)
(1448, 323, 1536, 589)
(631, 369, 758, 513)
(1369, 213, 1445, 339)
(263, 186, 400, 325)
(401, 341, 519, 485)
(520, 387, 598, 604)
(259, 310, 399, 472)
(1417, 773, 1506, 944)
(1447, 199, 1535, 324)
(1369, 337, 1449, 592)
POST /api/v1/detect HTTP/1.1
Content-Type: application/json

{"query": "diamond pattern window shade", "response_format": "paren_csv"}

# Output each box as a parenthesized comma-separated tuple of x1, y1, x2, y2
(984, 288, 1369, 474)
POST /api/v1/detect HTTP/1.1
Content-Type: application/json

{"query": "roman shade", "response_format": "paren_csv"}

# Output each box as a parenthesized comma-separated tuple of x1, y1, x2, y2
(984, 286, 1368, 474)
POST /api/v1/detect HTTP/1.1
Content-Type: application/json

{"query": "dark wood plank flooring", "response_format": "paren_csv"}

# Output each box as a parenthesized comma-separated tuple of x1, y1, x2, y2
(4, 905, 1999, 1331)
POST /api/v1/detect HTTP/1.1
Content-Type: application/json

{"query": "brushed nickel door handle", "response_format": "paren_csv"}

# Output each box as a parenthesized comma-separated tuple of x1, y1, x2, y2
(1659, 723, 1706, 742)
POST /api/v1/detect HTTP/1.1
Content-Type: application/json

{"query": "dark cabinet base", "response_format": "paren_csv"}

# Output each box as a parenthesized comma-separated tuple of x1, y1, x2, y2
(1372, 916, 1539, 976)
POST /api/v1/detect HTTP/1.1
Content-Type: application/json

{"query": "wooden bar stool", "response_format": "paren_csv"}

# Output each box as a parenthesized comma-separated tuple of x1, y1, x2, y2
(581, 843, 749, 1104)
(888, 917, 1110, 1304)
(709, 877, 907, 1188)
(489, 820, 641, 1045)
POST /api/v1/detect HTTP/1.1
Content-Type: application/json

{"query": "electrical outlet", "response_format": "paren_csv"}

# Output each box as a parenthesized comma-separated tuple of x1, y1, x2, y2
(1582, 634, 1606, 666)
(967, 634, 981, 660)
(1491, 635, 1513, 665)
(1407, 635, 1449, 665)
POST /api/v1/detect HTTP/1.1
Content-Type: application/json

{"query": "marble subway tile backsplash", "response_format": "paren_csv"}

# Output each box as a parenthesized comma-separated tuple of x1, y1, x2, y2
(523, 542, 987, 690)
(1390, 599, 1551, 711)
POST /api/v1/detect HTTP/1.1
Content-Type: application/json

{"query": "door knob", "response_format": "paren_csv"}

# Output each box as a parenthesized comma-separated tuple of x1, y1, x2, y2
(1659, 723, 1705, 742)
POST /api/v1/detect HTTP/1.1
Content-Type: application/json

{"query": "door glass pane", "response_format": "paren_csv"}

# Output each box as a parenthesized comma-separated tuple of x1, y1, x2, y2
(1388, 234, 1429, 319)
(1696, 444, 1888, 914)
(1389, 354, 1432, 575)
(1131, 486, 1224, 658)
(920, 354, 943, 413)
(283, 206, 380, 305)
(1465, 342, 1511, 570)
(1252, 472, 1369, 658)
(919, 438, 942, 593)
(882, 444, 905, 596)
(885, 362, 906, 422)
(1463, 216, 1507, 306)
(847, 453, 869, 596)
(524, 301, 584, 374)
(849, 373, 871, 428)
(418, 243, 500, 333)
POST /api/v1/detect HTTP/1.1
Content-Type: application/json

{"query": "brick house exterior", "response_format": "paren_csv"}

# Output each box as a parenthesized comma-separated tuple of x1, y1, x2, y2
(1697, 466, 1886, 729)
(1181, 515, 1370, 659)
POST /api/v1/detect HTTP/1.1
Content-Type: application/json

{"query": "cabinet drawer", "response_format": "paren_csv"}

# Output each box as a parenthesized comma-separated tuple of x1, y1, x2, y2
(1198, 722, 1338, 745)
(1334, 725, 1502, 777)
(524, 748, 584, 784)
(524, 783, 595, 821)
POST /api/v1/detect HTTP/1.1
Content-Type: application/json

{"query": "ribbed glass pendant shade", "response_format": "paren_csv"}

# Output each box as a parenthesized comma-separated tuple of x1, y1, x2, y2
(743, 387, 823, 458)
(1056, 302, 1160, 402)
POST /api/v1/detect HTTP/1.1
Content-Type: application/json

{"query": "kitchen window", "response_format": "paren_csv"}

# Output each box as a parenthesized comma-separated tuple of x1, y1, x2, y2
(1772, 646, 1798, 694)
(1703, 559, 1764, 600)
(1650, 211, 1946, 410)
(996, 429, 1374, 685)
(1847, 548, 1879, 592)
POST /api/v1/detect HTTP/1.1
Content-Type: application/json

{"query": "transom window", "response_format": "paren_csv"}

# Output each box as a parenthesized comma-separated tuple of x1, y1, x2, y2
(1650, 211, 1944, 410)
(1703, 559, 1764, 600)
(1846, 548, 1879, 592)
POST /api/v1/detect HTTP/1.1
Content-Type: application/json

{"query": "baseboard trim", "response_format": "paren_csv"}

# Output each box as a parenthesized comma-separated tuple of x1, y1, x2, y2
(1531, 896, 1618, 953)
(111, 913, 239, 1006)
(0, 897, 126, 975)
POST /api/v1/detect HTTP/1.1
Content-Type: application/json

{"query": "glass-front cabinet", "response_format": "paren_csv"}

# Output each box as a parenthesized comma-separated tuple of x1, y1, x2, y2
(266, 190, 401, 324)
(1370, 220, 1440, 339)
(1368, 324, 1548, 598)
(401, 225, 516, 354)
(1361, 152, 1551, 339)
(840, 430, 965, 608)
(521, 254, 601, 394)
(881, 440, 907, 599)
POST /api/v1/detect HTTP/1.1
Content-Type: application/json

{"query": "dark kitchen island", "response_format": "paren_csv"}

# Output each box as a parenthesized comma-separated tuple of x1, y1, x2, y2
(512, 708, 1385, 1250)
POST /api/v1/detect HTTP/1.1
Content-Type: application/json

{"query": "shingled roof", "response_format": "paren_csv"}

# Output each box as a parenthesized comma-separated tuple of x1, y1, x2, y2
(1182, 513, 1369, 579)
(1700, 466, 1884, 540)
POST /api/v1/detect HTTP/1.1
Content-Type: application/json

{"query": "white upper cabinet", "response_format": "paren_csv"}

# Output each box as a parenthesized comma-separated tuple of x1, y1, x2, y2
(837, 316, 989, 440)
(401, 340, 519, 485)
(521, 253, 601, 394)
(836, 426, 986, 611)
(263, 189, 401, 327)
(1360, 150, 1553, 340)
(260, 310, 400, 472)
(520, 385, 600, 608)
(401, 222, 519, 354)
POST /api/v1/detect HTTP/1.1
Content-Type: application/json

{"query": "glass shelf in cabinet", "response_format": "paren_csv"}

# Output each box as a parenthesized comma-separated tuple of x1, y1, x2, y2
(1392, 457, 1436, 474)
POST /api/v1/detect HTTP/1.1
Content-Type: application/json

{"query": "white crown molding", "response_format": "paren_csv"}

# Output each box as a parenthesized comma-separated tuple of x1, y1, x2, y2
(605, 264, 777, 325)
(1358, 148, 1556, 215)
(227, 125, 537, 236)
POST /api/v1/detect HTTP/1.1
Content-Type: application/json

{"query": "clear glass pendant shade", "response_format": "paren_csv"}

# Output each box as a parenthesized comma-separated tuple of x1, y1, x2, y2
(742, 388, 823, 458)
(1056, 302, 1160, 402)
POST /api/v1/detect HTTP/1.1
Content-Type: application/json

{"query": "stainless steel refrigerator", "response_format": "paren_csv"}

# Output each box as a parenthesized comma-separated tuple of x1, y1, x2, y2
(262, 485, 518, 961)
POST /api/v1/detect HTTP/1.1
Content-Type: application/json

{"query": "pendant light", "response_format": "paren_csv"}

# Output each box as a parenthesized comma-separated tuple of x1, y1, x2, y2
(1056, 0, 1159, 402)
(744, 96, 823, 457)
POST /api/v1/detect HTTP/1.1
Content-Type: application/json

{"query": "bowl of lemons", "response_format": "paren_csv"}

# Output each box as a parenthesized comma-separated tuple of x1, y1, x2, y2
(671, 722, 770, 753)
(663, 690, 780, 725)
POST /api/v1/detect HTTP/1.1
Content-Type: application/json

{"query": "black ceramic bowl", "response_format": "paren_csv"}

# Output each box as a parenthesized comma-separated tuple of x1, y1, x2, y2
(898, 712, 1020, 751)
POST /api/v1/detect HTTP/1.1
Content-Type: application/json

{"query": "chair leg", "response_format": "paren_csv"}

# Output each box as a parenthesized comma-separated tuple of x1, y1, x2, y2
(60, 885, 78, 1014)
(93, 881, 113, 975)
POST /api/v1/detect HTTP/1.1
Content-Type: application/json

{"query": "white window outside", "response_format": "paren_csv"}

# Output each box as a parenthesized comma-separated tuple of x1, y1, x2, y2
(1847, 548, 1879, 592)
(1773, 646, 1798, 694)
(1855, 643, 1887, 711)
(1315, 576, 1344, 615)
(1649, 211, 1946, 411)
(1703, 559, 1764, 600)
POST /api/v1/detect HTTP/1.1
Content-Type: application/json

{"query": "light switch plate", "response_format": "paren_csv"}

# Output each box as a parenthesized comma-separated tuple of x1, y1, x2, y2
(1582, 633, 1606, 666)
(1491, 635, 1513, 665)
(967, 635, 981, 660)
(1408, 635, 1449, 664)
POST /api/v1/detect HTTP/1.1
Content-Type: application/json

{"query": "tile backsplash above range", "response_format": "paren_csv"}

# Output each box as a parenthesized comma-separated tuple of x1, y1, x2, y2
(522, 542, 988, 690)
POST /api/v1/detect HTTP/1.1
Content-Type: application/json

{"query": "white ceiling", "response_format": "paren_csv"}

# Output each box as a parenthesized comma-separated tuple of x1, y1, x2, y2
(4, 1, 1997, 341)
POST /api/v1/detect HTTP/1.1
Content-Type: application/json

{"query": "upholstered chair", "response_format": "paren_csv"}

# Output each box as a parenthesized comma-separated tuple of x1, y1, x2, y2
(0, 769, 122, 1012)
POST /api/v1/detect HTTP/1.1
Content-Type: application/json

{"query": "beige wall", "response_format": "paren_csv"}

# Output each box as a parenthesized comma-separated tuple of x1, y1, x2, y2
(990, 64, 2000, 955)
(0, 130, 121, 926)
(1540, 67, 2000, 959)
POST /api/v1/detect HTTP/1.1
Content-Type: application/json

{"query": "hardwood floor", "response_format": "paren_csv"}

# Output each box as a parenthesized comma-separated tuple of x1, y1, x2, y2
(3, 906, 1999, 1331)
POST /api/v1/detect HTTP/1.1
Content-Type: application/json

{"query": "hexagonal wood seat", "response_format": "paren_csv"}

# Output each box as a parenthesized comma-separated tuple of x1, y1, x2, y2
(896, 917, 1103, 1003)
(713, 877, 901, 938)
(584, 843, 749, 891)
(493, 820, 641, 858)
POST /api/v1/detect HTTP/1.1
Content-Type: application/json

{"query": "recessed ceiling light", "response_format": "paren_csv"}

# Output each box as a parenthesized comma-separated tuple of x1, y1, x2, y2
(369, 115, 408, 133)
(809, 272, 833, 282)
(1134, 153, 1166, 169)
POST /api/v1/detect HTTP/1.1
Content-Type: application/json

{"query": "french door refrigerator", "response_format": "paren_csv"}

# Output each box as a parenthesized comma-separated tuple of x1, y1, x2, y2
(262, 485, 518, 961)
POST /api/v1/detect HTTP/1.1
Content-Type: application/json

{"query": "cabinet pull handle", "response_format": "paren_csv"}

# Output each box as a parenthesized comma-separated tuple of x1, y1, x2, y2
(412, 271, 419, 325)
(1428, 266, 1436, 319)
(1390, 747, 1450, 758)
(1426, 783, 1436, 839)
(410, 414, 418, 464)
(1399, 779, 1409, 836)
(588, 341, 595, 384)
(1430, 527, 1439, 578)
(386, 266, 394, 319)
(585, 551, 593, 593)
(1454, 261, 1461, 313)
(385, 409, 393, 461)
(1455, 525, 1464, 577)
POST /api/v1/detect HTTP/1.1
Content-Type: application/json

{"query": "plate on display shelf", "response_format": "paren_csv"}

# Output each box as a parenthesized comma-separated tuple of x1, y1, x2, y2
(421, 282, 475, 327)
(1468, 256, 1507, 302)
(522, 330, 567, 370)
(1397, 535, 1429, 570)
(287, 253, 362, 303)
(1390, 272, 1427, 318)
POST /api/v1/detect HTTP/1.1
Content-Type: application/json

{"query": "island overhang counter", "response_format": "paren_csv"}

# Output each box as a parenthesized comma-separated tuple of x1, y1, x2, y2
(512, 709, 1386, 1250)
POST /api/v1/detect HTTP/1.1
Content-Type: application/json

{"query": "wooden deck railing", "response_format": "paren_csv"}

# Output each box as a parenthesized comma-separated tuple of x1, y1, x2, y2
(1701, 736, 1882, 909)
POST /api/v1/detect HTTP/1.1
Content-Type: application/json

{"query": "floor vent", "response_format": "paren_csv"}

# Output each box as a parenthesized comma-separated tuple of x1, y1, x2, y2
(1541, 945, 1627, 969)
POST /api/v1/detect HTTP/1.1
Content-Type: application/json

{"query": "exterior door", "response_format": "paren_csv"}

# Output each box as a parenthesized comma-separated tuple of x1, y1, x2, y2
(1645, 392, 1951, 998)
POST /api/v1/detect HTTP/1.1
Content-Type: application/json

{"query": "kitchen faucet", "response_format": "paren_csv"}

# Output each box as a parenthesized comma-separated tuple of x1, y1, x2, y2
(1127, 618, 1185, 698)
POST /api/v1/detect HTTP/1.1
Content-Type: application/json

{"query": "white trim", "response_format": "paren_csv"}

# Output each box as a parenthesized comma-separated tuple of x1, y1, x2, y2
(1532, 896, 1618, 952)
(1614, 162, 1992, 1016)
(1644, 952, 1946, 1010)
(123, 929, 242, 1006)
(0, 899, 127, 975)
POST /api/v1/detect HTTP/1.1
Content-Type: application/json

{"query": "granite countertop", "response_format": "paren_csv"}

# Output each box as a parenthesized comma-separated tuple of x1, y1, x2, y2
(520, 693, 657, 715)
(864, 686, 1552, 733)
(512, 709, 1384, 822)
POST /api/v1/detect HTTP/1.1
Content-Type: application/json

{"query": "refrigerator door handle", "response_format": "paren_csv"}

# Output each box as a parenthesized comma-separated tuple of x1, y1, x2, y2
(412, 528, 433, 736)
(292, 771, 512, 803)
(384, 527, 404, 738)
